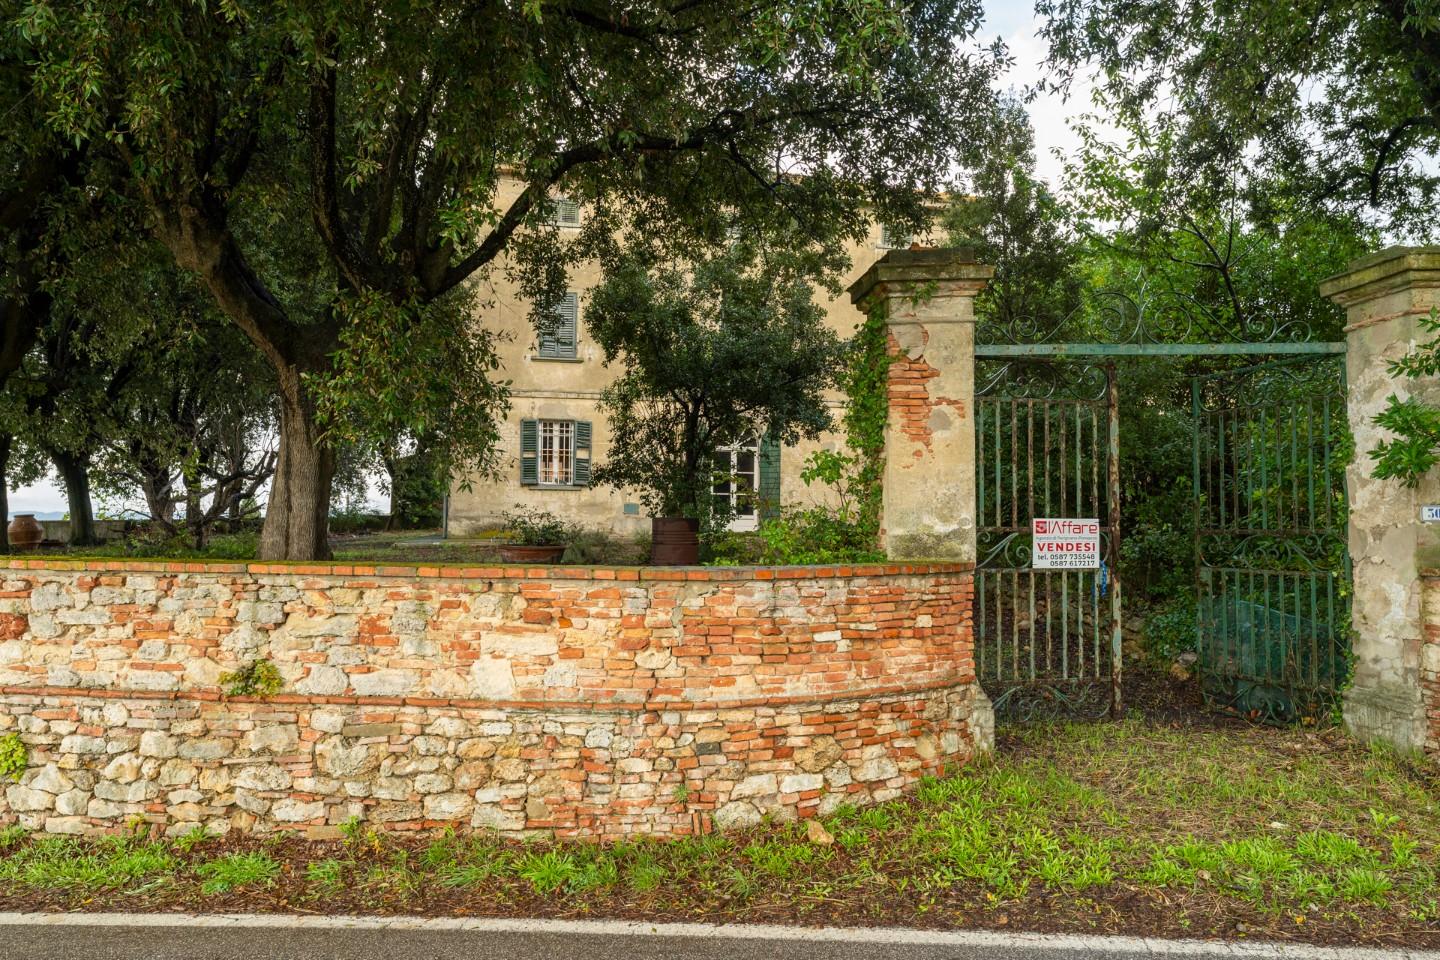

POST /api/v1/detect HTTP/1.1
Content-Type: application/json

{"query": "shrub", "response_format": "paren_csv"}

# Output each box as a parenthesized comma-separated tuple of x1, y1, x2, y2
(562, 529, 649, 565)
(706, 451, 884, 565)
(500, 506, 575, 546)
(220, 659, 284, 698)
(328, 511, 389, 535)
(1142, 598, 1198, 664)
(0, 733, 27, 782)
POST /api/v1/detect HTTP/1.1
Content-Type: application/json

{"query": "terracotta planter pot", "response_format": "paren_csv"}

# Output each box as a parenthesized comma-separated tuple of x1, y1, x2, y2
(7, 514, 42, 551)
(497, 544, 567, 564)
(650, 516, 700, 565)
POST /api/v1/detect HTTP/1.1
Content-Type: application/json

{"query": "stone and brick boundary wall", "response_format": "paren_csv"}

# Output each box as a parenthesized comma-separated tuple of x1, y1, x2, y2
(1419, 574, 1440, 759)
(0, 559, 987, 839)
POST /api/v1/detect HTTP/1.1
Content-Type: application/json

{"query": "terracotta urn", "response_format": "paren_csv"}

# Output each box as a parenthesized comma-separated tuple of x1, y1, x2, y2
(8, 514, 43, 551)
(496, 544, 567, 563)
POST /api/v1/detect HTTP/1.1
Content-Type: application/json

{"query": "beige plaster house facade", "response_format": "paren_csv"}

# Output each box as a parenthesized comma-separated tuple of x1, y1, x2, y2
(446, 180, 927, 537)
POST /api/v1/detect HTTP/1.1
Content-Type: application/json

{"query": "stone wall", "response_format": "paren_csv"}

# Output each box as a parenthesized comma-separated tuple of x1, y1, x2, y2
(1420, 574, 1440, 759)
(0, 560, 988, 838)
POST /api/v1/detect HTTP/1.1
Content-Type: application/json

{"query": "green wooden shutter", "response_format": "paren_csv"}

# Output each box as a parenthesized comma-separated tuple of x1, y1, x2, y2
(557, 293, 577, 358)
(519, 419, 539, 485)
(552, 197, 581, 227)
(573, 420, 592, 486)
(758, 435, 781, 521)
(540, 294, 578, 359)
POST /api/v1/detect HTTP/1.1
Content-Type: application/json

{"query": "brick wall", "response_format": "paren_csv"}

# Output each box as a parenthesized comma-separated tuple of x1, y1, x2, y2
(0, 560, 986, 838)
(886, 329, 967, 453)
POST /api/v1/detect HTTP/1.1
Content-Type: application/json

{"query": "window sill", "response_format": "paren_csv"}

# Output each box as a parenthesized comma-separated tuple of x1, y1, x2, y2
(530, 355, 583, 363)
(522, 484, 590, 491)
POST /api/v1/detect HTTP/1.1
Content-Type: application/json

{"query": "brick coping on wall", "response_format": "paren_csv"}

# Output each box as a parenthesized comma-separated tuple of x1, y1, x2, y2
(0, 558, 974, 581)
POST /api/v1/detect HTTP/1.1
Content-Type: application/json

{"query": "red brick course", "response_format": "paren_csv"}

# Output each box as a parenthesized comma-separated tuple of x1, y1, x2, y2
(886, 330, 967, 454)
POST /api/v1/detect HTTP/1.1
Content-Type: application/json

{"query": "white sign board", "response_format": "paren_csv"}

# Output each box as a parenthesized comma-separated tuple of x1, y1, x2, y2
(1032, 518, 1101, 570)
(1423, 506, 1440, 523)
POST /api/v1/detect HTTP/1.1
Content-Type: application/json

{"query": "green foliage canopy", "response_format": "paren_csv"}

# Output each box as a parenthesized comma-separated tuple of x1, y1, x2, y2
(14, 0, 1002, 558)
(586, 247, 847, 519)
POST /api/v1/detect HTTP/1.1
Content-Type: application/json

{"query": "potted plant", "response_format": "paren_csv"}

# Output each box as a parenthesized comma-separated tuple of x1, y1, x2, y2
(497, 506, 574, 563)
(584, 246, 846, 564)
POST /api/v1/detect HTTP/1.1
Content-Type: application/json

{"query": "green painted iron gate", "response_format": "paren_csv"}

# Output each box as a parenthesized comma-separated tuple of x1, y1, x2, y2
(975, 359, 1122, 720)
(973, 332, 1351, 725)
(1191, 355, 1351, 723)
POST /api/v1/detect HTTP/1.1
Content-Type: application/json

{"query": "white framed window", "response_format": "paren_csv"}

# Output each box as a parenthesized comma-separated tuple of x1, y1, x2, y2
(539, 420, 575, 485)
(713, 437, 760, 531)
(548, 196, 582, 228)
(879, 225, 914, 250)
(520, 419, 592, 487)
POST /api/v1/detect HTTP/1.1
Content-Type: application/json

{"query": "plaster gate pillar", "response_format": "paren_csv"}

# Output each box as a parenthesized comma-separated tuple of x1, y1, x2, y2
(1320, 246, 1440, 754)
(848, 249, 995, 561)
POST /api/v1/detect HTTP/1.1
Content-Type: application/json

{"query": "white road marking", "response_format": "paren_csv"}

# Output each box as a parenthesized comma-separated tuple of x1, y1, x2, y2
(0, 912, 1433, 958)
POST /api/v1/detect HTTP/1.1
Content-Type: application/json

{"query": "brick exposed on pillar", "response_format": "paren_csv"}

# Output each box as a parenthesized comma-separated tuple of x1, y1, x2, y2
(848, 249, 995, 562)
(1320, 246, 1440, 756)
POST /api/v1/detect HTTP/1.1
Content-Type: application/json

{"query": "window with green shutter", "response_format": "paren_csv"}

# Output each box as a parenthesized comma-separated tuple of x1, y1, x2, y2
(758, 434, 781, 521)
(712, 436, 772, 530)
(538, 293, 578, 359)
(878, 225, 914, 250)
(573, 421, 592, 486)
(549, 196, 582, 227)
(519, 419, 539, 485)
(519, 418, 591, 487)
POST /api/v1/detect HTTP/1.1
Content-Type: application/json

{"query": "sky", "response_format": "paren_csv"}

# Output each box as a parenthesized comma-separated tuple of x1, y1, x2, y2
(8, 1, 1093, 520)
(982, 2, 1097, 188)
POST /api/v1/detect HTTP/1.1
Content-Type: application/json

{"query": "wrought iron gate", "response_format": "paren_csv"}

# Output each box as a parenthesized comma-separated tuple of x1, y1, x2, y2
(972, 282, 1351, 725)
(975, 360, 1122, 720)
(1191, 355, 1351, 723)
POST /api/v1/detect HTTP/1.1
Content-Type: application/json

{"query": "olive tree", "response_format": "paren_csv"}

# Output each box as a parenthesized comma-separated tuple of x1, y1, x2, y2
(586, 245, 846, 521)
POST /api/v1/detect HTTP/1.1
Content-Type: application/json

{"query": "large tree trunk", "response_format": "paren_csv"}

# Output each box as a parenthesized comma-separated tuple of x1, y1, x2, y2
(51, 450, 97, 547)
(259, 375, 335, 560)
(153, 208, 338, 561)
(137, 460, 176, 526)
(184, 475, 205, 550)
(0, 435, 11, 554)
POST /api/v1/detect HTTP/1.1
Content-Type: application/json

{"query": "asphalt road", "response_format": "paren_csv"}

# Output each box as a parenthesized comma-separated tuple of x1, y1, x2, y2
(0, 914, 1434, 960)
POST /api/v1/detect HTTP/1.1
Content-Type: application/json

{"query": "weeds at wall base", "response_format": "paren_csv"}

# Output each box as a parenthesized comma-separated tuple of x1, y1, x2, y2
(0, 719, 1436, 946)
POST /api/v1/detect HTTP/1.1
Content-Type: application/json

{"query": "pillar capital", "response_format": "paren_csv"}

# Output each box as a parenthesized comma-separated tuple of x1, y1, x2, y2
(848, 248, 995, 316)
(1320, 246, 1440, 313)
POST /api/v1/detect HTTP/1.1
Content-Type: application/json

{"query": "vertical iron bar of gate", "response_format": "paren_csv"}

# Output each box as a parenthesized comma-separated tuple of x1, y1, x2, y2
(1191, 375, 1203, 679)
(1107, 362, 1123, 715)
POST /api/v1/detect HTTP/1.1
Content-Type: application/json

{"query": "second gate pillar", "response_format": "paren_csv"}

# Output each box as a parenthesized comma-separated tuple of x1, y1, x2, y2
(1321, 247, 1440, 756)
(848, 249, 995, 561)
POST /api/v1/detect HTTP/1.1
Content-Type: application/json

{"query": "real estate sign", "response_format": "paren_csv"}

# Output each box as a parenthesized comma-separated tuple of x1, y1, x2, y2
(1032, 518, 1100, 570)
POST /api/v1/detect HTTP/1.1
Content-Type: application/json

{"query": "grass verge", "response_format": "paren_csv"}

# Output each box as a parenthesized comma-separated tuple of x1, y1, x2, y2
(1, 719, 1436, 946)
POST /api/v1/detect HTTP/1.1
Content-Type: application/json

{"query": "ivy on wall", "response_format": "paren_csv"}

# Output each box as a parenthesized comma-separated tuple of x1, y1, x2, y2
(840, 302, 890, 546)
